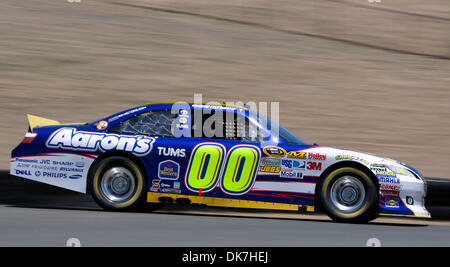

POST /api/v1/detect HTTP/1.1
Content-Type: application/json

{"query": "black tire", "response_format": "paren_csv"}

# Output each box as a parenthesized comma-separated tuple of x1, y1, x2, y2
(89, 156, 148, 211)
(318, 167, 378, 223)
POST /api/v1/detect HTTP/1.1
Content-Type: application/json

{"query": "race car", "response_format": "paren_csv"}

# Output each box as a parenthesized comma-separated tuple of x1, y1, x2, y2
(10, 102, 430, 222)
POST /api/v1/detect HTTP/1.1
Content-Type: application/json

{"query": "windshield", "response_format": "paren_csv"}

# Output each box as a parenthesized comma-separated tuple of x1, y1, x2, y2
(248, 110, 308, 145)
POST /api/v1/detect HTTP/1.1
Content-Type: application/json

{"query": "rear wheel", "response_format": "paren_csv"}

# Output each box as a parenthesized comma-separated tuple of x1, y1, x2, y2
(318, 167, 378, 223)
(89, 156, 147, 211)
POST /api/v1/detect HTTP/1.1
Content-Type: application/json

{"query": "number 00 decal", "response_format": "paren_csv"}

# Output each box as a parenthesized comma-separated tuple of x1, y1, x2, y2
(221, 145, 260, 195)
(185, 143, 226, 193)
(185, 143, 261, 195)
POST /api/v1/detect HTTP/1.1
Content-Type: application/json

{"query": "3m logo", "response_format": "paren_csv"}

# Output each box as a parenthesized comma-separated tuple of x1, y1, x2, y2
(307, 162, 322, 171)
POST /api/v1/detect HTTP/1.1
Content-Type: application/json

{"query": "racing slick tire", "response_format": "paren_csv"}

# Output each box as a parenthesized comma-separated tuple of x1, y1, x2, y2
(318, 167, 378, 223)
(89, 156, 148, 211)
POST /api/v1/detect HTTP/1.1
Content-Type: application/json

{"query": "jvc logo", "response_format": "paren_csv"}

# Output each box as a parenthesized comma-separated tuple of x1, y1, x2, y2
(307, 162, 322, 171)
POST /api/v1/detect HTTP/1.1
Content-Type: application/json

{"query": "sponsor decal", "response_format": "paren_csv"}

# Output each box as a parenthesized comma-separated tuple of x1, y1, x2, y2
(179, 117, 188, 124)
(335, 155, 369, 165)
(31, 164, 57, 171)
(259, 166, 281, 173)
(157, 147, 186, 158)
(280, 159, 304, 178)
(260, 157, 281, 166)
(395, 167, 406, 175)
(381, 191, 400, 197)
(15, 168, 74, 179)
(308, 152, 326, 161)
(95, 120, 108, 130)
(75, 162, 85, 168)
(192, 104, 238, 111)
(174, 182, 180, 189)
(46, 128, 155, 156)
(59, 167, 84, 173)
(370, 164, 387, 171)
(306, 162, 322, 171)
(69, 174, 82, 179)
(287, 151, 307, 160)
(384, 198, 399, 208)
(280, 171, 303, 179)
(377, 170, 396, 177)
(293, 160, 306, 170)
(380, 184, 399, 191)
(42, 172, 67, 178)
(379, 177, 400, 184)
(263, 146, 286, 158)
(15, 169, 31, 176)
(377, 170, 400, 184)
(14, 158, 38, 164)
(158, 160, 180, 180)
(177, 109, 190, 128)
(380, 184, 400, 197)
(174, 109, 191, 138)
(281, 159, 293, 169)
(11, 154, 93, 193)
(259, 158, 281, 173)
(162, 188, 182, 194)
(150, 179, 160, 192)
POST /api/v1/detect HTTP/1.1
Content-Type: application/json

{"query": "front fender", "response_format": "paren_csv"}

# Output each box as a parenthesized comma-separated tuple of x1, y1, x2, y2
(316, 147, 430, 218)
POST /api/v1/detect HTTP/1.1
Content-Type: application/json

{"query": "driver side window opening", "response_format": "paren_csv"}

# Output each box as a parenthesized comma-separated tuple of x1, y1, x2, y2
(108, 110, 177, 138)
(191, 110, 262, 142)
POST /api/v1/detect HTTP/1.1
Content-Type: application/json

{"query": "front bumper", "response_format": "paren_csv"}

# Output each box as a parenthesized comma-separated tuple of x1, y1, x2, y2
(378, 173, 430, 218)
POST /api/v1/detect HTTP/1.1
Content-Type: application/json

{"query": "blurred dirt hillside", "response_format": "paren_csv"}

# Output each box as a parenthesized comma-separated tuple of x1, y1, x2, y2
(0, 0, 449, 177)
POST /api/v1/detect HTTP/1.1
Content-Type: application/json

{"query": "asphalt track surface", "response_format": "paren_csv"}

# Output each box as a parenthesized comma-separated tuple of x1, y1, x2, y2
(1, 171, 450, 246)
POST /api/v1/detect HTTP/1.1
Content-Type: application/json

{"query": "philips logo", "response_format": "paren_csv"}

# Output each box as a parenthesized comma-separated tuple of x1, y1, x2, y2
(46, 128, 155, 156)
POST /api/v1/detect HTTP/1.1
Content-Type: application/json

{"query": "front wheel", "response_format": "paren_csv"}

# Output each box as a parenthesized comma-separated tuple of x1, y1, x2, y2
(89, 156, 147, 211)
(318, 167, 378, 223)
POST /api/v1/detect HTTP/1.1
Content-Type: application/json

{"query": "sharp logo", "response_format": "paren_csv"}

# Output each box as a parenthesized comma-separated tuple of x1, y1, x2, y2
(46, 128, 155, 156)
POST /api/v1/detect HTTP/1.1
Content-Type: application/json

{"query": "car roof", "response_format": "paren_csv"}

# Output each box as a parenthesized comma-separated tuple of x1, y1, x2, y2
(146, 102, 248, 111)
(94, 102, 250, 127)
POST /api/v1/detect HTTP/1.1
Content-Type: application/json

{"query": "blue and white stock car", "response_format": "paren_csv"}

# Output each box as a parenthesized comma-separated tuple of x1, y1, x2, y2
(10, 103, 430, 222)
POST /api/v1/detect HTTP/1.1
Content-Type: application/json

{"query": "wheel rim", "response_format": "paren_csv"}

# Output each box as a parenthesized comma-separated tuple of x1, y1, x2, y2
(329, 175, 366, 213)
(100, 167, 136, 203)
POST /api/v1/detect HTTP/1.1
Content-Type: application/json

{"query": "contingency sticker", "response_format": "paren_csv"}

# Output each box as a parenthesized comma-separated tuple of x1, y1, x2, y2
(10, 153, 95, 193)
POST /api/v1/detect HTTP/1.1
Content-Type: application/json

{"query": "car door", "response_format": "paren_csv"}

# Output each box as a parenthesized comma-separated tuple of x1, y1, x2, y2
(180, 108, 264, 200)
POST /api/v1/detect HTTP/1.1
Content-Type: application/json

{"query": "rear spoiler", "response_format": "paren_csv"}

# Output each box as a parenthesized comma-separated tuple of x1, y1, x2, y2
(26, 114, 86, 132)
(27, 114, 60, 132)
